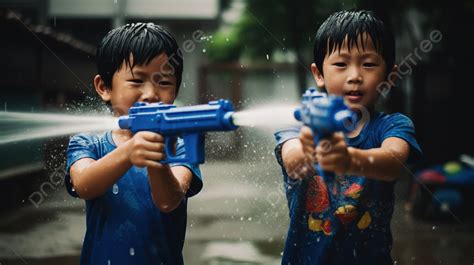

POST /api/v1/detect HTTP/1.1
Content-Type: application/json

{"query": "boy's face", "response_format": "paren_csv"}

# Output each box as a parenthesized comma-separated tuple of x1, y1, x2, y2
(311, 34, 395, 110)
(95, 53, 177, 116)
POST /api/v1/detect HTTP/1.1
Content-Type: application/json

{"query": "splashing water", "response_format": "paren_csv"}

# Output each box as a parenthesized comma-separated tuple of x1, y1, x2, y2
(0, 104, 299, 145)
(231, 104, 299, 128)
(0, 111, 117, 145)
(112, 184, 119, 195)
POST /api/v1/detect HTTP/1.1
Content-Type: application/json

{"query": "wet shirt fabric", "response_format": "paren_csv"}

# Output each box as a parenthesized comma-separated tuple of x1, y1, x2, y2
(65, 131, 202, 265)
(274, 112, 421, 265)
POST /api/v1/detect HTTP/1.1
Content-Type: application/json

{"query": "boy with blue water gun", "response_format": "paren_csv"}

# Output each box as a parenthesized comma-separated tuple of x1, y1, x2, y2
(65, 23, 201, 264)
(274, 10, 422, 264)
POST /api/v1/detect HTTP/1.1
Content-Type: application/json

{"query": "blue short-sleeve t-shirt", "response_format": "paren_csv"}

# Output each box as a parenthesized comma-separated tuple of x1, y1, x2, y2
(274, 112, 421, 265)
(65, 131, 202, 265)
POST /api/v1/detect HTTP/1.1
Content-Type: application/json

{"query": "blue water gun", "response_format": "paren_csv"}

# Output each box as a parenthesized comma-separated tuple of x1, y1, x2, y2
(118, 99, 238, 164)
(294, 88, 356, 178)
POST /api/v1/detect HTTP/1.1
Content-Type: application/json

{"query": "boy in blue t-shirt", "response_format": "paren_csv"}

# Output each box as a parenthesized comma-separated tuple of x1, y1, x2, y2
(274, 10, 422, 265)
(65, 23, 202, 264)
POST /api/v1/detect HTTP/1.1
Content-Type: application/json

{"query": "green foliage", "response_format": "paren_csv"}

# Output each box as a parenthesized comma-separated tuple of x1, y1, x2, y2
(207, 0, 359, 62)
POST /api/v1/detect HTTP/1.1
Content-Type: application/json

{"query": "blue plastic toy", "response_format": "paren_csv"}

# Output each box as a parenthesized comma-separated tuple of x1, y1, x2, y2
(294, 88, 356, 178)
(118, 99, 238, 164)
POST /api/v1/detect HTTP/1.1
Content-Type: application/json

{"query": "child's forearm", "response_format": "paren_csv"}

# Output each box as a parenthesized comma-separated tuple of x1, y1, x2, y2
(70, 142, 133, 200)
(347, 137, 410, 181)
(281, 139, 316, 179)
(147, 166, 192, 212)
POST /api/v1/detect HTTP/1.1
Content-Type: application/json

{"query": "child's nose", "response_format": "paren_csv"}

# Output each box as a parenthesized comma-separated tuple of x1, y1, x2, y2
(141, 83, 160, 103)
(347, 67, 363, 84)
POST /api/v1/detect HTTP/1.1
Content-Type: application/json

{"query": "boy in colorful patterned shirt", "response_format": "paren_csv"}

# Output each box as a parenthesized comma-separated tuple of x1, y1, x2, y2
(274, 10, 422, 265)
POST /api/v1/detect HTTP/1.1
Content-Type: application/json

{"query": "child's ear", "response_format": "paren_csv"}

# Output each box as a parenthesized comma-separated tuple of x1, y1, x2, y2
(311, 63, 325, 88)
(94, 74, 111, 101)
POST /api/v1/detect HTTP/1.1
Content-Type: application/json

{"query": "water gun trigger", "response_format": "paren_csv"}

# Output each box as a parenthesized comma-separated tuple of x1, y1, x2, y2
(162, 136, 180, 164)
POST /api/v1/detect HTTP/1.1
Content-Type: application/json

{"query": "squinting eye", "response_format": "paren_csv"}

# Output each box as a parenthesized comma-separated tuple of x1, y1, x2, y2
(363, 63, 378, 67)
(129, 79, 143, 84)
(333, 62, 346, 67)
(159, 81, 173, 86)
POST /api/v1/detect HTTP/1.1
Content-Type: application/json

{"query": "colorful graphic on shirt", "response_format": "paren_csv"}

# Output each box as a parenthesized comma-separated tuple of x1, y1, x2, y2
(305, 175, 329, 213)
(322, 219, 332, 235)
(335, 205, 358, 225)
(357, 211, 372, 230)
(308, 215, 323, 232)
(343, 183, 363, 199)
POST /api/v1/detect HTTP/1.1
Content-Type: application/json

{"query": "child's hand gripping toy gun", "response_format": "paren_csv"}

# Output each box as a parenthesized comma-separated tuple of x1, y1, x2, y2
(294, 88, 356, 179)
(118, 99, 238, 164)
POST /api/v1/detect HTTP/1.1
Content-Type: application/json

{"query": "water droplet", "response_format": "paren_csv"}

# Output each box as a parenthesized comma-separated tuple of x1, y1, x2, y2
(129, 247, 135, 256)
(441, 202, 450, 212)
(247, 217, 252, 221)
(202, 49, 206, 53)
(108, 259, 111, 265)
(368, 156, 374, 163)
(240, 216, 244, 221)
(432, 226, 436, 230)
(266, 54, 269, 60)
(225, 37, 229, 42)
(71, 187, 75, 192)
(112, 184, 119, 194)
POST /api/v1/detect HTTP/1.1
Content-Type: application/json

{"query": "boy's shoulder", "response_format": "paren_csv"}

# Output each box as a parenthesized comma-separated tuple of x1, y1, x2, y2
(370, 112, 415, 132)
(69, 131, 111, 146)
(67, 131, 115, 159)
(368, 111, 422, 161)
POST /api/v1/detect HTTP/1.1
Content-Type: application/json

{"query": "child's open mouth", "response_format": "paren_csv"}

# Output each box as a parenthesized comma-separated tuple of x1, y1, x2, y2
(345, 91, 363, 103)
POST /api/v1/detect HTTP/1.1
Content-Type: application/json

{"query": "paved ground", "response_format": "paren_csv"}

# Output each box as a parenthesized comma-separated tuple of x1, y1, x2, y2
(0, 159, 473, 265)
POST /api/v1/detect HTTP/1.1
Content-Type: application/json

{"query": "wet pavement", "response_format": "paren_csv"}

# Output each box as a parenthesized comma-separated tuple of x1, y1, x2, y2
(1, 159, 474, 265)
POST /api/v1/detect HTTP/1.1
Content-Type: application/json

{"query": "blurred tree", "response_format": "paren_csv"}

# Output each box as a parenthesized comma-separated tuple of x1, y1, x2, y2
(207, 0, 358, 94)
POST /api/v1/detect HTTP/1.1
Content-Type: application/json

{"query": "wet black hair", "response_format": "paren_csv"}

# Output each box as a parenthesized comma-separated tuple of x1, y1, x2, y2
(96, 22, 183, 94)
(313, 10, 395, 76)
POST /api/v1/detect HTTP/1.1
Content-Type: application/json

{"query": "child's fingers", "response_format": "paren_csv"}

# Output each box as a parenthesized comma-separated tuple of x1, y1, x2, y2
(299, 126, 315, 145)
(144, 160, 166, 169)
(316, 139, 332, 154)
(141, 150, 166, 161)
(318, 153, 349, 175)
(317, 133, 346, 154)
(302, 145, 317, 161)
(137, 131, 165, 143)
(144, 141, 165, 152)
(328, 132, 344, 145)
(318, 155, 337, 172)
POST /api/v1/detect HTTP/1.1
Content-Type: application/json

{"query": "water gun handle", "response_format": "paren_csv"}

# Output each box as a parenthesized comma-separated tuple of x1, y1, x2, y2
(161, 134, 205, 164)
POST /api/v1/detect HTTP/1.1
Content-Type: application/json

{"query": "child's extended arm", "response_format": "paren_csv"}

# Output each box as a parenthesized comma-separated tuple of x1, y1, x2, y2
(316, 134, 410, 181)
(280, 126, 316, 180)
(147, 166, 192, 212)
(312, 131, 410, 181)
(69, 131, 193, 212)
